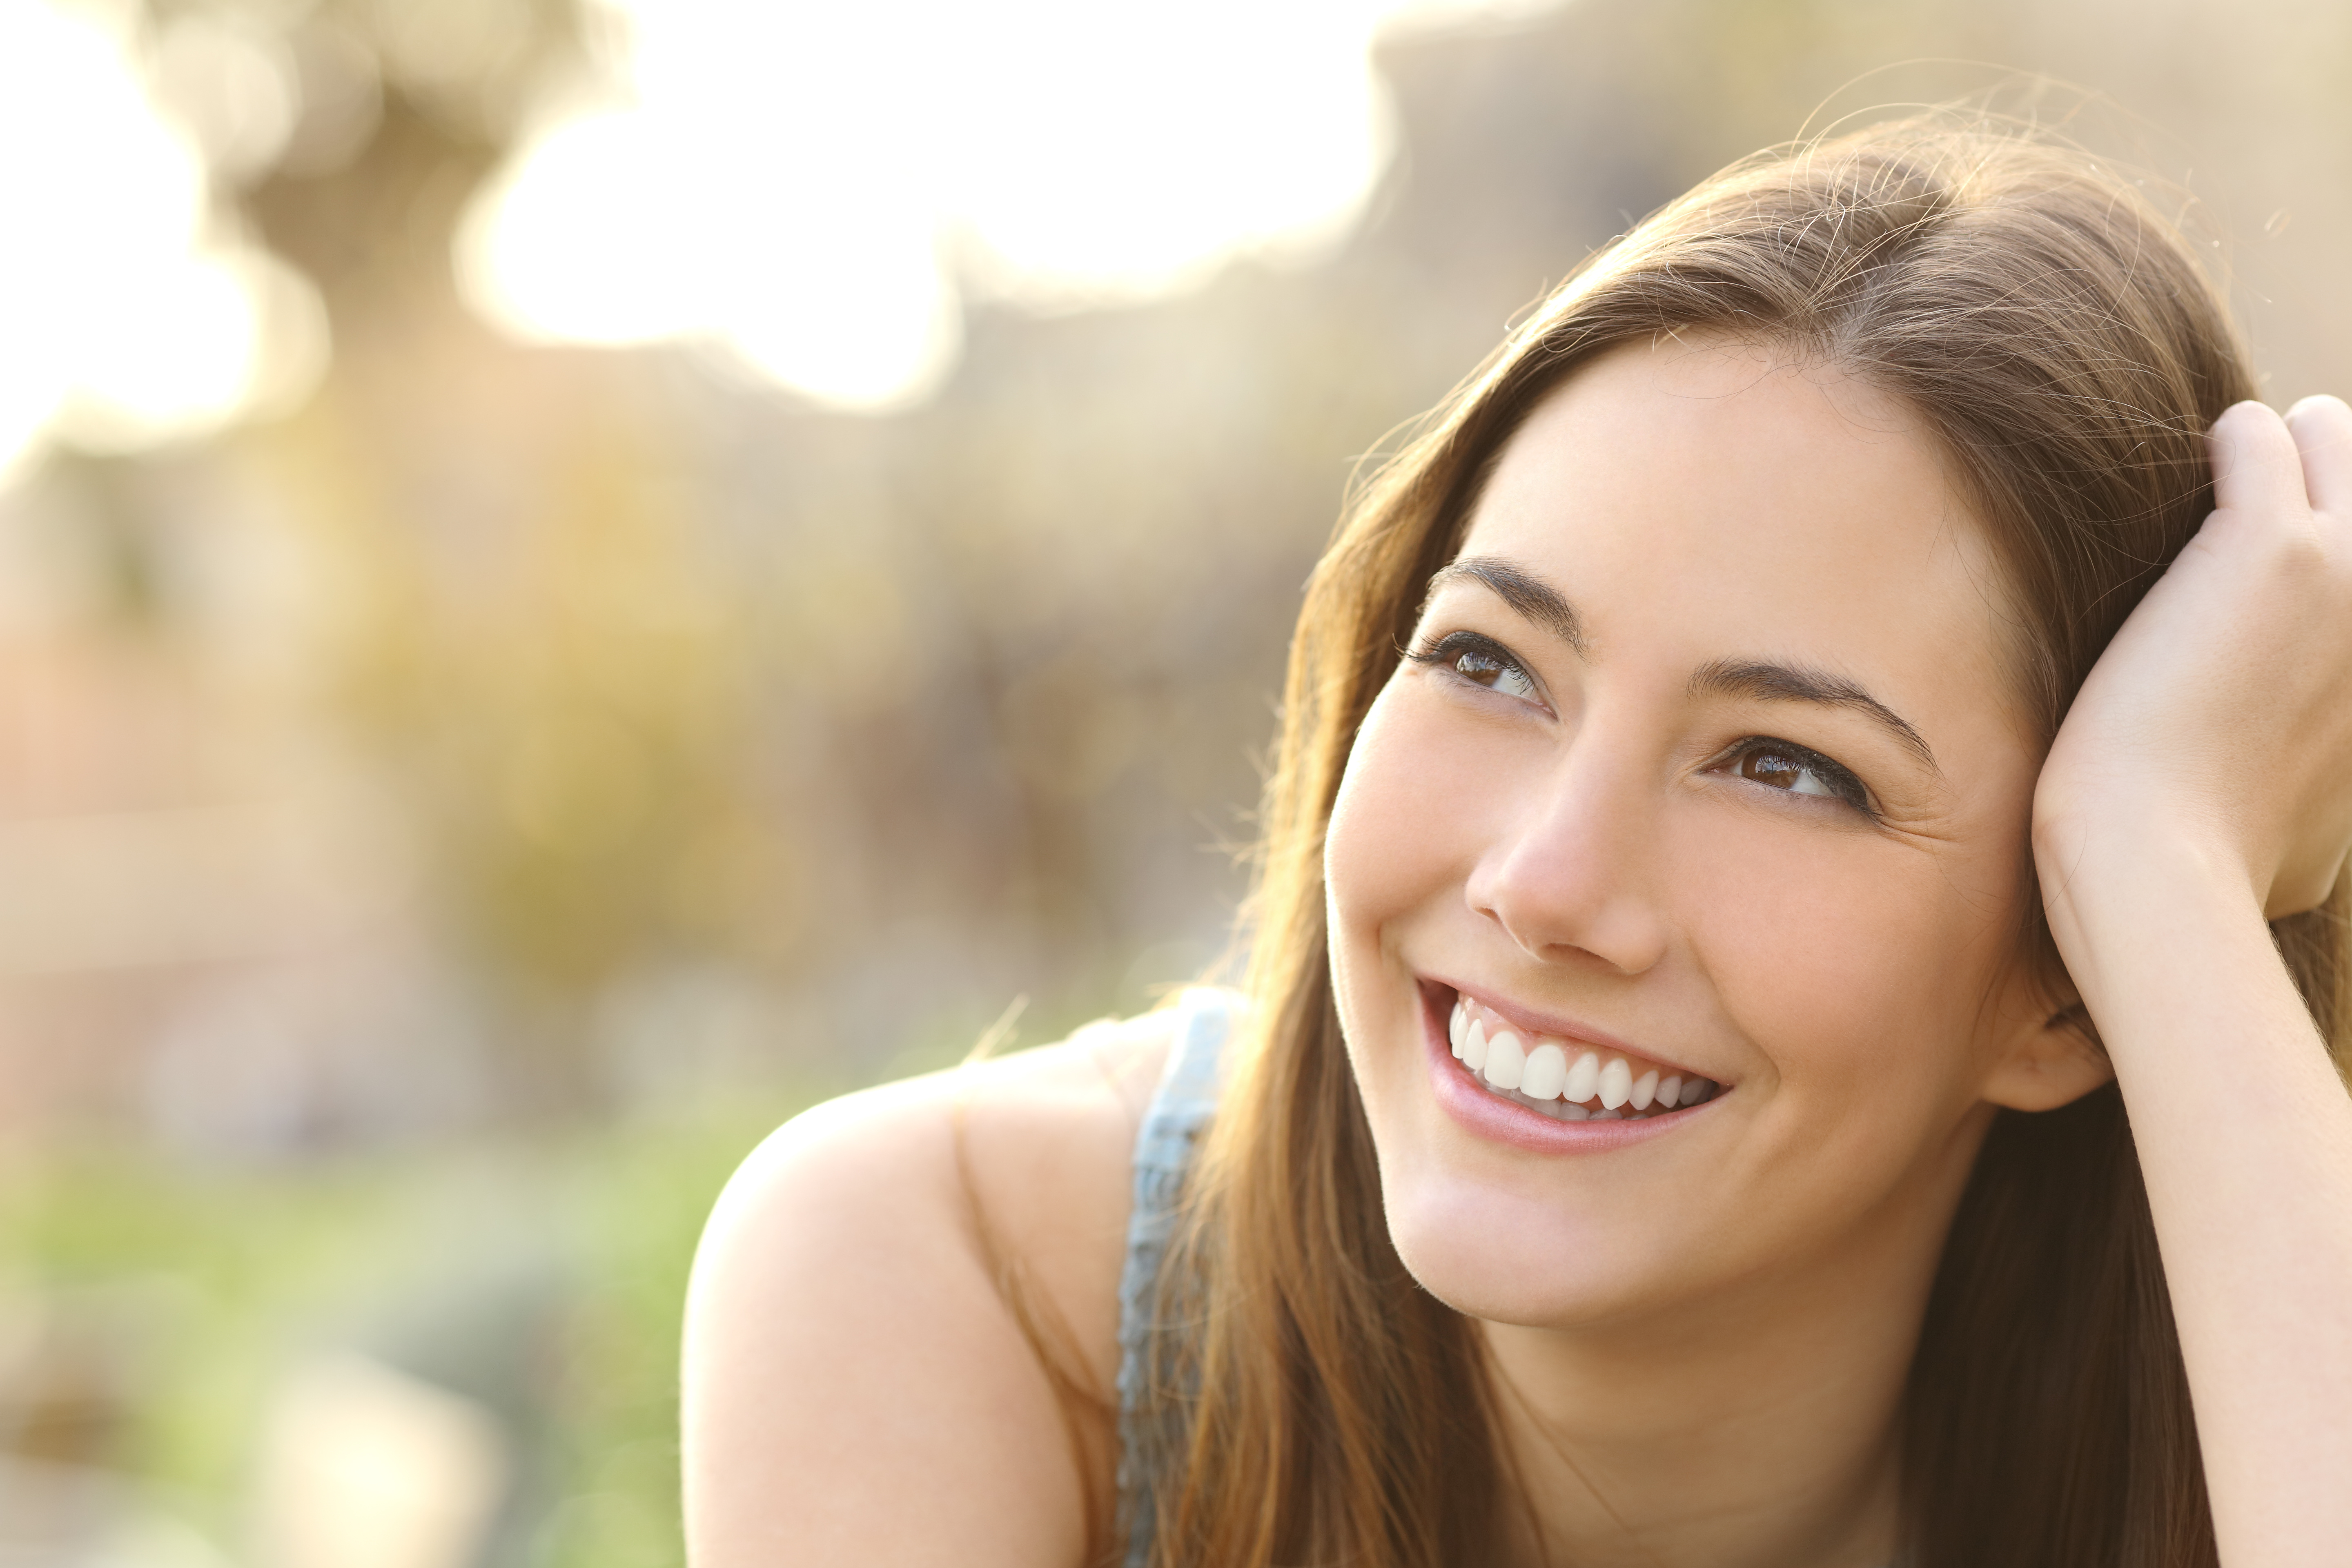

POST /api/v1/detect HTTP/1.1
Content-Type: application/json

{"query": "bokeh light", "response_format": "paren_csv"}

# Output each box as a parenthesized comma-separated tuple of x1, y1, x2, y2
(0, 0, 324, 477)
(458, 0, 1559, 409)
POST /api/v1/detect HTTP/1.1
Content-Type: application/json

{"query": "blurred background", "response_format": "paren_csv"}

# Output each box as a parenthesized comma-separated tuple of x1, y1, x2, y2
(0, 0, 2343, 1562)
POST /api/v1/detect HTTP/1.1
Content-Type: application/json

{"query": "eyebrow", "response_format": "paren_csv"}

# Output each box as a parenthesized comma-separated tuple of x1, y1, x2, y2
(1688, 657, 1940, 775)
(1425, 556, 1588, 654)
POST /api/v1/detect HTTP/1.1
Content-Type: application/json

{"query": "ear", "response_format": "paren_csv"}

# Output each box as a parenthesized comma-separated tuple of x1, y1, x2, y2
(1979, 971, 2114, 1113)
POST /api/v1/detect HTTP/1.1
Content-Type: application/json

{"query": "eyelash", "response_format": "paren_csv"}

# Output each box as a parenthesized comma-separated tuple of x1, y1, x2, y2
(1405, 631, 1880, 820)
(1405, 630, 1543, 702)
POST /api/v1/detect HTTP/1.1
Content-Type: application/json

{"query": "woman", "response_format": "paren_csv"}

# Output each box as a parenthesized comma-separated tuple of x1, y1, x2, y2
(681, 118, 2352, 1567)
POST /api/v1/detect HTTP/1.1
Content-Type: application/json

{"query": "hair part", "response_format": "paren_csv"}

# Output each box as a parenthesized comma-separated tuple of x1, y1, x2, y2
(1128, 114, 2349, 1568)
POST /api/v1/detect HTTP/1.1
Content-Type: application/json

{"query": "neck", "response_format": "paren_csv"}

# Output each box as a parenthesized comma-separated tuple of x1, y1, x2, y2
(1478, 1124, 1982, 1568)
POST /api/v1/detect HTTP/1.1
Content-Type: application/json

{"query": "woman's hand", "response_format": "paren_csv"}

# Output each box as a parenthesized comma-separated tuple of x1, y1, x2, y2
(2034, 396, 2352, 918)
(2030, 396, 2352, 1568)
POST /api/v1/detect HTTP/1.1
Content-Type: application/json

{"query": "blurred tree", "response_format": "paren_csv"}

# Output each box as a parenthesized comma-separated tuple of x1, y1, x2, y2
(218, 2, 800, 1106)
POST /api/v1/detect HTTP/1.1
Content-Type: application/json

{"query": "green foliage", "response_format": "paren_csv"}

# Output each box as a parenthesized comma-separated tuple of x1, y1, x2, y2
(0, 1080, 816, 1566)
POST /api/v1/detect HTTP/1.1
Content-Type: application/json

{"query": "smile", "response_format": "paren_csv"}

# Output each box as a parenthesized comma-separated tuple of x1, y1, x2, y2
(1446, 993, 1721, 1124)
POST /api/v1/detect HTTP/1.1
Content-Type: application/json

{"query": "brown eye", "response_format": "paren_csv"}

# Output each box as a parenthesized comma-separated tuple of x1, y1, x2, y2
(1455, 649, 1504, 683)
(1447, 645, 1537, 699)
(1737, 748, 1821, 793)
(1407, 633, 1542, 703)
(1723, 740, 1871, 812)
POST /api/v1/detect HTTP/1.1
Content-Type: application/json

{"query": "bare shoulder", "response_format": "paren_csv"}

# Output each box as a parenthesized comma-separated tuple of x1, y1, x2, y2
(681, 1009, 1177, 1568)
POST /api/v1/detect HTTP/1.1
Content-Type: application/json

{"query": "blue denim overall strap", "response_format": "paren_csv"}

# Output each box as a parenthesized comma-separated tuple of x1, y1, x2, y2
(1114, 987, 1239, 1568)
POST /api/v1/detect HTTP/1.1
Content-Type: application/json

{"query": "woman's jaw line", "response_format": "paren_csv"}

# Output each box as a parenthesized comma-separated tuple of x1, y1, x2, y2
(1416, 978, 1730, 1154)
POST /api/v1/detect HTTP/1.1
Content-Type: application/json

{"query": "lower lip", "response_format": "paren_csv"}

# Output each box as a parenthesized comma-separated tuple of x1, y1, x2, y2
(1419, 981, 1721, 1155)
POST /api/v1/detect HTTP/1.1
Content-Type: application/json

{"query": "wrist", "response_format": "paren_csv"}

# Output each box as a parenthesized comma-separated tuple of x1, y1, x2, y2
(2034, 794, 2257, 915)
(2034, 817, 2272, 1006)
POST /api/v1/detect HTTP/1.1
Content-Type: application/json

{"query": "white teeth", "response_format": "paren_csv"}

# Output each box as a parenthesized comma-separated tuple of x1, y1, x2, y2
(1598, 1056, 1633, 1110)
(1482, 1030, 1525, 1090)
(1562, 1050, 1599, 1104)
(1520, 1042, 1567, 1100)
(1452, 1002, 1708, 1122)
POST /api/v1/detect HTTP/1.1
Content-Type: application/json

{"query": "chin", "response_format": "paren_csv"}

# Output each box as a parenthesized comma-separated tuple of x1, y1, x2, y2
(1375, 1156, 1707, 1328)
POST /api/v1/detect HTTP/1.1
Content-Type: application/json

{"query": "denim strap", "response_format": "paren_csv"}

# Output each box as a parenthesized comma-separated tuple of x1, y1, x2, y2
(1113, 987, 1237, 1568)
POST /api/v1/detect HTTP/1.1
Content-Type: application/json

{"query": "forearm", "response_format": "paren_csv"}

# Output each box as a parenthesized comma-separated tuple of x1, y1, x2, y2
(2042, 833, 2352, 1565)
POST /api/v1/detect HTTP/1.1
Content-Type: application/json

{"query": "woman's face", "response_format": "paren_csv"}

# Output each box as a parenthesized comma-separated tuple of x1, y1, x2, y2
(1325, 336, 2087, 1329)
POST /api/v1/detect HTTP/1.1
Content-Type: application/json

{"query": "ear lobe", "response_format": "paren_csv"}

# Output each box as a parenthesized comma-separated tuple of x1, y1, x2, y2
(1981, 996, 2116, 1113)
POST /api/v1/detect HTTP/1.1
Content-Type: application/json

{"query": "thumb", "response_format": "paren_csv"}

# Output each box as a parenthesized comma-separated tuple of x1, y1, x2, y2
(2284, 394, 2352, 521)
(2207, 400, 2309, 520)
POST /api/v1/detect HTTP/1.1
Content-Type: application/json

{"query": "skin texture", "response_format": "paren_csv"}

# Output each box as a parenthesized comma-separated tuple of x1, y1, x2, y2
(681, 339, 2352, 1568)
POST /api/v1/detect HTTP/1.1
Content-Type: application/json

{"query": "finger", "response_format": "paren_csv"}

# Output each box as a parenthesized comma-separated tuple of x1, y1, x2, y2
(2284, 394, 2352, 521)
(2208, 399, 2309, 521)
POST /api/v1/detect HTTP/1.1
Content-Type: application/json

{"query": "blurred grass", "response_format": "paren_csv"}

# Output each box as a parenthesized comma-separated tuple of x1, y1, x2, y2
(0, 1070, 844, 1567)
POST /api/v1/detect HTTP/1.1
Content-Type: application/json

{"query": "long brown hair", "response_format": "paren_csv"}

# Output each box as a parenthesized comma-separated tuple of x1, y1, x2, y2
(1129, 118, 2352, 1566)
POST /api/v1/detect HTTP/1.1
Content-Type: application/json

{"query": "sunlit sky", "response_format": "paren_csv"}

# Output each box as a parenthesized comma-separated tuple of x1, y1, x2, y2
(460, 0, 1562, 409)
(0, 0, 1559, 477)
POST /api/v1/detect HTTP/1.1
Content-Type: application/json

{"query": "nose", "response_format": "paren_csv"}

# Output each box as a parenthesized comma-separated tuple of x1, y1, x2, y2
(1463, 738, 1672, 975)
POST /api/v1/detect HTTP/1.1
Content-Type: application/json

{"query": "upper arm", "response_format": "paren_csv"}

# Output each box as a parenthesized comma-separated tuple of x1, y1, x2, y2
(681, 1016, 1172, 1568)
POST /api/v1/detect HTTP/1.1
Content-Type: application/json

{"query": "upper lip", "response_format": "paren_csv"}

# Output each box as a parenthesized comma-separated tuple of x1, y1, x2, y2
(1432, 976, 1719, 1083)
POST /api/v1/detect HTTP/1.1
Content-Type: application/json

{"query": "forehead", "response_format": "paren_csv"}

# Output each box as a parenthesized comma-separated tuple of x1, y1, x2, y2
(1455, 336, 2016, 718)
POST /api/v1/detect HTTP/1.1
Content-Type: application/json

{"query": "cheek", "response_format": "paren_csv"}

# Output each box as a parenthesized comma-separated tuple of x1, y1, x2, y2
(1324, 684, 1469, 951)
(1670, 815, 2022, 1098)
